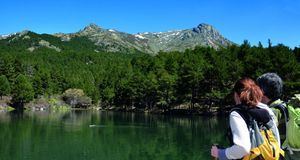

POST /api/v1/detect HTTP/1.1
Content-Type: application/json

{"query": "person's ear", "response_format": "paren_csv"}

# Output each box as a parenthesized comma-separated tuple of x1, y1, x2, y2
(261, 96, 270, 104)
(234, 92, 241, 105)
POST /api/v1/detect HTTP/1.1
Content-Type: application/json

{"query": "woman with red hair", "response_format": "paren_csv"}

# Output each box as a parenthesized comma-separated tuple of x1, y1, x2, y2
(211, 78, 280, 160)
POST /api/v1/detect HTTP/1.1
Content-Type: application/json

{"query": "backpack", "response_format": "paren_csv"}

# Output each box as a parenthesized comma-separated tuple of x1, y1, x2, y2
(230, 106, 285, 160)
(281, 94, 300, 154)
(270, 99, 289, 144)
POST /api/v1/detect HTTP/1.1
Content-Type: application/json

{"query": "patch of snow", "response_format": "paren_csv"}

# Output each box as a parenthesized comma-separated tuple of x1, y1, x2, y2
(0, 33, 16, 39)
(108, 29, 116, 32)
(154, 32, 163, 35)
(1, 34, 9, 37)
(135, 34, 146, 39)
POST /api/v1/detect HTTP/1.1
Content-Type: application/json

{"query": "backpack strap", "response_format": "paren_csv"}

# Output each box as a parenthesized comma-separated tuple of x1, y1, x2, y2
(231, 106, 275, 131)
(227, 105, 250, 145)
(229, 105, 270, 127)
(271, 101, 289, 122)
(271, 101, 290, 150)
(229, 105, 250, 127)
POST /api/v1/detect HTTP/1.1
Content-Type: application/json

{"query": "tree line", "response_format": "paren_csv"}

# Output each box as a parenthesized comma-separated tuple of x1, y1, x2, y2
(0, 39, 299, 110)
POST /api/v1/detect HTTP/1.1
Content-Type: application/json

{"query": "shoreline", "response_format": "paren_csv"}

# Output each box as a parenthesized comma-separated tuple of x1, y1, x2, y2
(0, 95, 231, 116)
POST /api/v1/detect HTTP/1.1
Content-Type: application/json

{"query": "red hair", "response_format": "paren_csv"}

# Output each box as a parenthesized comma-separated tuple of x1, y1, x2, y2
(233, 78, 263, 107)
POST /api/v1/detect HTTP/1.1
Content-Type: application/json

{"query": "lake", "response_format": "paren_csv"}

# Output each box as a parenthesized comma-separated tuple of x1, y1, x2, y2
(0, 110, 228, 160)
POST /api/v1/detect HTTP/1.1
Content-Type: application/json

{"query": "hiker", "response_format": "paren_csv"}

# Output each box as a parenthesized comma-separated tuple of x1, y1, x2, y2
(257, 73, 286, 141)
(211, 78, 282, 160)
(257, 73, 300, 159)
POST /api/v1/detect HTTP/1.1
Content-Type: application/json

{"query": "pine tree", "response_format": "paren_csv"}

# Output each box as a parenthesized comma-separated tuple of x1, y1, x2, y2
(0, 75, 11, 99)
(12, 74, 34, 108)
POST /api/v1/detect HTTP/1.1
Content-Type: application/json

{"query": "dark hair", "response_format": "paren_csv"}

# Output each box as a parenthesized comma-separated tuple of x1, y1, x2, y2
(234, 78, 263, 107)
(256, 73, 283, 100)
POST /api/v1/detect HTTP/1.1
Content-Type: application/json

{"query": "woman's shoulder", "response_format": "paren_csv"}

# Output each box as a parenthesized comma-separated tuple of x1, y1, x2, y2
(230, 106, 246, 118)
(248, 107, 270, 124)
(256, 102, 277, 120)
(230, 108, 250, 126)
(256, 102, 273, 114)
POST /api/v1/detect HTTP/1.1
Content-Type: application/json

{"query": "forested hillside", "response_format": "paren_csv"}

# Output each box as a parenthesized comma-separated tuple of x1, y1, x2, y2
(0, 31, 299, 111)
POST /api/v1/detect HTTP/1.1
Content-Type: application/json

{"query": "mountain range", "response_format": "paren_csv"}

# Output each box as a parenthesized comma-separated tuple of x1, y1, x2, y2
(0, 23, 233, 54)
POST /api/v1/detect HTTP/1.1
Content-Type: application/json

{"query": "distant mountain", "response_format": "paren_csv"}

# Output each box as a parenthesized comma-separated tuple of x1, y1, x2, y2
(55, 23, 154, 53)
(136, 23, 232, 53)
(55, 23, 233, 54)
(0, 32, 17, 40)
(1, 23, 233, 54)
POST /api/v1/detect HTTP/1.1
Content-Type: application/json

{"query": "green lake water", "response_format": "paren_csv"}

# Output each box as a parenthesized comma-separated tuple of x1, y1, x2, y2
(0, 111, 228, 160)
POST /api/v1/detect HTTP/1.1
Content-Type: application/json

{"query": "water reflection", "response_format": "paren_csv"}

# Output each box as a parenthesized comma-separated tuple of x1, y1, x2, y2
(0, 111, 228, 160)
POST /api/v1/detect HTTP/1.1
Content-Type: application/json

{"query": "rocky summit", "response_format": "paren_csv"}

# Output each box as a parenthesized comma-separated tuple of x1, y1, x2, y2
(136, 23, 232, 53)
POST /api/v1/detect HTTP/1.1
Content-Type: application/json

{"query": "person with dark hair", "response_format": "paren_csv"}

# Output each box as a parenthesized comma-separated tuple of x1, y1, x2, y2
(257, 73, 283, 103)
(257, 73, 287, 143)
(211, 78, 280, 160)
(257, 73, 300, 160)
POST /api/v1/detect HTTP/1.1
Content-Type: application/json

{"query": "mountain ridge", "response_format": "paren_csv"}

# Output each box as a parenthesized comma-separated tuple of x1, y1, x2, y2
(1, 23, 233, 54)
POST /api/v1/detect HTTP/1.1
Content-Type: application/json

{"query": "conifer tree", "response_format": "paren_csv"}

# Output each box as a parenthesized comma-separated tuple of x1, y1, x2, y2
(0, 75, 11, 99)
(12, 74, 34, 108)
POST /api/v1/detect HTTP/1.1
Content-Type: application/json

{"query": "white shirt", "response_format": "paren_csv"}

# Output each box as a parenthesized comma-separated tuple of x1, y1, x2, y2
(225, 110, 251, 159)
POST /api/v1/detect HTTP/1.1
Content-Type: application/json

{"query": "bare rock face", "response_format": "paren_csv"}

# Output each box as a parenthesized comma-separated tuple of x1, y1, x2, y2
(38, 40, 61, 52)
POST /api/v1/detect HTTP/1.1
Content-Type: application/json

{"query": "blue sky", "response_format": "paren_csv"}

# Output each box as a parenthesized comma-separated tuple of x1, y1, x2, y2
(0, 0, 299, 48)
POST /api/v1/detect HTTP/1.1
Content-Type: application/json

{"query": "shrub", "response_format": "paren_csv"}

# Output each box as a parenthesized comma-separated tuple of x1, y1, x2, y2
(62, 88, 92, 108)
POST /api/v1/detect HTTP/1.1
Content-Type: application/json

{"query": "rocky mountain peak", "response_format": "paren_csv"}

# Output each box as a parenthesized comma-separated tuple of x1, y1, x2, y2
(80, 23, 102, 34)
(18, 30, 31, 36)
(193, 23, 218, 34)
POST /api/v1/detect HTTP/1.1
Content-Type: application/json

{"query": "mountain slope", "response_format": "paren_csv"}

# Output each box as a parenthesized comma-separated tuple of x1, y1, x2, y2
(54, 23, 233, 54)
(54, 24, 152, 53)
(0, 30, 99, 53)
(1, 23, 233, 54)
